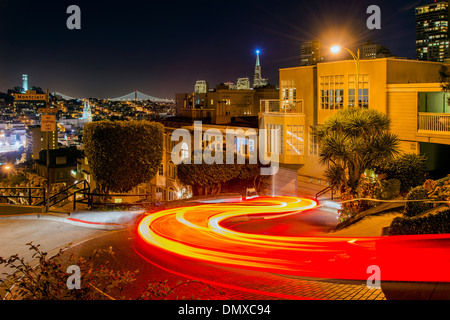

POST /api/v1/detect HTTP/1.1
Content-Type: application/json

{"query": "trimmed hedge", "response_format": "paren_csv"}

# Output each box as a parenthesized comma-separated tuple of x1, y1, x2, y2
(404, 175, 450, 217)
(403, 186, 433, 217)
(389, 208, 450, 235)
(374, 153, 427, 194)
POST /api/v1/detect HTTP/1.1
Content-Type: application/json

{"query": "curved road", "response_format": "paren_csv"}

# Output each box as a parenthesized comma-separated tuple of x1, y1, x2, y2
(137, 196, 450, 283)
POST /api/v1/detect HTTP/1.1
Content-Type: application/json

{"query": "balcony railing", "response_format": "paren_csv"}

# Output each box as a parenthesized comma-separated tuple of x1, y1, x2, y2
(418, 112, 450, 134)
(260, 99, 303, 114)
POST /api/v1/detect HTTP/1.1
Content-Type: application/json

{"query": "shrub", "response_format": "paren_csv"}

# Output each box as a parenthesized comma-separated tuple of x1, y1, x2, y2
(404, 186, 433, 218)
(0, 243, 222, 300)
(426, 176, 450, 202)
(389, 208, 450, 235)
(338, 178, 401, 222)
(338, 189, 364, 222)
(404, 175, 450, 217)
(379, 179, 401, 200)
(374, 153, 427, 194)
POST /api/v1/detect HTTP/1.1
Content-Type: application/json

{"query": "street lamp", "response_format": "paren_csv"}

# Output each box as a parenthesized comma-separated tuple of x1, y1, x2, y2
(330, 45, 360, 108)
(3, 164, 12, 179)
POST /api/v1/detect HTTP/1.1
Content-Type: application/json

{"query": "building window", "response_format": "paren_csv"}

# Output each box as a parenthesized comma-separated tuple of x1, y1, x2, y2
(181, 142, 189, 161)
(349, 74, 369, 108)
(55, 156, 67, 165)
(168, 161, 177, 180)
(235, 136, 247, 155)
(286, 125, 304, 156)
(281, 80, 300, 113)
(156, 187, 165, 200)
(167, 134, 177, 152)
(158, 164, 164, 176)
(248, 138, 255, 153)
(168, 188, 177, 201)
(320, 75, 344, 110)
(266, 124, 283, 154)
(309, 126, 320, 157)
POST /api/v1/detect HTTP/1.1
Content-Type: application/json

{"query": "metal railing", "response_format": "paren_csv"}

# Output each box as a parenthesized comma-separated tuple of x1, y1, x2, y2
(418, 112, 450, 133)
(33, 180, 90, 208)
(74, 192, 154, 211)
(260, 99, 303, 114)
(0, 180, 155, 211)
(0, 187, 46, 206)
(315, 186, 335, 201)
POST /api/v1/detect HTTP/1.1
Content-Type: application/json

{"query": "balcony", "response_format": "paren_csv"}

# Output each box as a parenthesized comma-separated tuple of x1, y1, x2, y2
(260, 99, 303, 114)
(418, 112, 450, 134)
(259, 99, 305, 166)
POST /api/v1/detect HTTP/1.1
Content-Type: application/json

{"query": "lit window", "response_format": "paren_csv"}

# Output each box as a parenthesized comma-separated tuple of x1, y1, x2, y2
(181, 142, 189, 161)
(348, 74, 369, 108)
(320, 75, 344, 110)
(286, 125, 304, 156)
(266, 124, 283, 154)
(309, 126, 320, 157)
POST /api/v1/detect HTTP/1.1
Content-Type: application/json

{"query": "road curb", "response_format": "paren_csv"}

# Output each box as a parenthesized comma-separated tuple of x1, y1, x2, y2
(0, 210, 145, 230)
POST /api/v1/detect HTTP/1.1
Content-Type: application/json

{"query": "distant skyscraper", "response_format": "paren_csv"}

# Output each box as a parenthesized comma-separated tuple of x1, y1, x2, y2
(361, 41, 392, 59)
(416, 1, 450, 62)
(300, 40, 322, 66)
(22, 74, 28, 93)
(194, 80, 209, 93)
(237, 78, 250, 90)
(253, 50, 268, 88)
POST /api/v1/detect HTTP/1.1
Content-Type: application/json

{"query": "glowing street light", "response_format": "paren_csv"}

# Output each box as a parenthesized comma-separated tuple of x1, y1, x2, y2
(330, 45, 341, 54)
(3, 164, 12, 178)
(331, 45, 360, 107)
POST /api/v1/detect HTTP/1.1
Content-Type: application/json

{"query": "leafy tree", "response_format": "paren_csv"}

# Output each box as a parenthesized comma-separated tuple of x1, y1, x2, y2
(30, 86, 44, 94)
(7, 87, 24, 95)
(177, 154, 262, 196)
(83, 120, 164, 194)
(439, 65, 450, 93)
(314, 107, 400, 194)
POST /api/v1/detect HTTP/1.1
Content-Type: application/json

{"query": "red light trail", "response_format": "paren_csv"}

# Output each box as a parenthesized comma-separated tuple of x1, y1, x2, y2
(137, 196, 450, 283)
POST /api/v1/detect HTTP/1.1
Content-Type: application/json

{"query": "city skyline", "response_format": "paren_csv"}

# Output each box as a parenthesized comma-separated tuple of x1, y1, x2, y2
(1, 0, 450, 305)
(0, 0, 430, 99)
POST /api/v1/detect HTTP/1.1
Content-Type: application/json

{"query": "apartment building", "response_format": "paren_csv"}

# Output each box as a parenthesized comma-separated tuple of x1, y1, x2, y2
(259, 57, 450, 197)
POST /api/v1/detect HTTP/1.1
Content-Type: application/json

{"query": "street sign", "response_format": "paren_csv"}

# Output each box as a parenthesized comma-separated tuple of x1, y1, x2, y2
(15, 93, 47, 101)
(41, 114, 57, 132)
(38, 108, 58, 114)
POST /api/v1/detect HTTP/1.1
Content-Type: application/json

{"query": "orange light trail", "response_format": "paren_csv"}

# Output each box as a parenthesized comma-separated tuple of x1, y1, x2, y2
(137, 196, 450, 282)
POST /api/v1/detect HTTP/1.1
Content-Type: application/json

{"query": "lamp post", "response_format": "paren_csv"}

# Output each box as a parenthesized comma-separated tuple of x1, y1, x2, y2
(331, 45, 360, 108)
(4, 165, 11, 179)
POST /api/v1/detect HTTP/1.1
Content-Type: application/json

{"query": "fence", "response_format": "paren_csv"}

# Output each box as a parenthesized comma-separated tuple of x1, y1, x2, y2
(418, 112, 450, 133)
(0, 187, 46, 206)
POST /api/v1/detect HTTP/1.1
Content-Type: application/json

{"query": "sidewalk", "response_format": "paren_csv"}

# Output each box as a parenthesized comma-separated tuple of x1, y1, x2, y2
(0, 209, 143, 278)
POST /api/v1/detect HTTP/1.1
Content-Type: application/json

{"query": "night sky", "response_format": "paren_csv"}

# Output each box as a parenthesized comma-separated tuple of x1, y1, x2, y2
(0, 0, 429, 99)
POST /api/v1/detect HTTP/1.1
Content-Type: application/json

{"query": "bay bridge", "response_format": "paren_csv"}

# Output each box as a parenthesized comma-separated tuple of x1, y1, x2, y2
(52, 90, 173, 103)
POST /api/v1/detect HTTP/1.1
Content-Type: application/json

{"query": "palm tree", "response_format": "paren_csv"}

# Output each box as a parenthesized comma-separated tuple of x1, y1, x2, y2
(314, 107, 400, 194)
